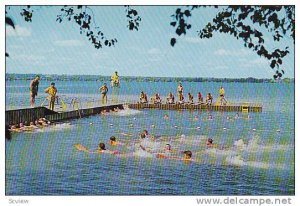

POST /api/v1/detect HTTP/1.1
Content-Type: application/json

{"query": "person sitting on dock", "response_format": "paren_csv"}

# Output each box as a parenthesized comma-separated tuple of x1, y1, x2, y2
(188, 93, 194, 104)
(198, 92, 203, 103)
(177, 96, 185, 104)
(139, 91, 148, 103)
(177, 83, 184, 102)
(99, 83, 109, 105)
(44, 82, 58, 111)
(206, 93, 213, 105)
(166, 92, 175, 104)
(154, 93, 162, 104)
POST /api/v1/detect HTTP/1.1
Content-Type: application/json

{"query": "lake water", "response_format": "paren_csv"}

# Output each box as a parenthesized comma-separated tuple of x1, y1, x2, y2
(5, 80, 295, 195)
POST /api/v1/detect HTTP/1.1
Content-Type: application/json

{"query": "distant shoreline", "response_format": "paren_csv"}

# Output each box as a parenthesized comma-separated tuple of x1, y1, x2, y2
(5, 73, 294, 83)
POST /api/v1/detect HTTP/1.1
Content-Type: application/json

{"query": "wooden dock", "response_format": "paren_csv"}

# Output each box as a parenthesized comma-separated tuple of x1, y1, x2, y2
(128, 103, 262, 112)
(5, 102, 262, 126)
(5, 104, 123, 125)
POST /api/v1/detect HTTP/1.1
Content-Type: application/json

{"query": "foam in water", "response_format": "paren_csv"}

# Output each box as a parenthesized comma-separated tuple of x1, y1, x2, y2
(112, 107, 142, 116)
(225, 155, 270, 169)
(35, 123, 74, 133)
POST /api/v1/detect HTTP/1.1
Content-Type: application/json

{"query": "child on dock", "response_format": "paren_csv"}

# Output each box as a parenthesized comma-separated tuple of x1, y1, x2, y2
(44, 82, 57, 111)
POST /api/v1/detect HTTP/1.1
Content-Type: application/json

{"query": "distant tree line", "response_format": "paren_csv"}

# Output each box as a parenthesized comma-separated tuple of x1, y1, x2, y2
(5, 73, 294, 83)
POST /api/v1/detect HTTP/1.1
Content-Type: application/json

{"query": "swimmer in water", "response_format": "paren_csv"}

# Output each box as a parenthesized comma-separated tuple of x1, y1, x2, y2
(95, 143, 119, 154)
(100, 110, 108, 115)
(113, 107, 120, 112)
(109, 136, 125, 146)
(139, 132, 156, 152)
(29, 121, 39, 129)
(182, 150, 193, 161)
(206, 138, 226, 149)
(9, 124, 21, 132)
(143, 129, 152, 139)
(235, 113, 239, 119)
(163, 114, 169, 120)
(206, 138, 215, 148)
(208, 114, 213, 120)
(19, 122, 32, 131)
(155, 144, 172, 159)
(170, 150, 193, 161)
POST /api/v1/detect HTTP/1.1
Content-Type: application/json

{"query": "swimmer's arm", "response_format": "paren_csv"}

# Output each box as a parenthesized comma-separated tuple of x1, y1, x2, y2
(139, 145, 146, 151)
(139, 145, 152, 153)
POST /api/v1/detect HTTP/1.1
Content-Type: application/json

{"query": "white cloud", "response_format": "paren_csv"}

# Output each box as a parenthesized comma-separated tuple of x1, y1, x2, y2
(148, 48, 160, 55)
(54, 39, 84, 47)
(183, 37, 205, 44)
(214, 48, 252, 56)
(6, 25, 31, 37)
(250, 58, 267, 65)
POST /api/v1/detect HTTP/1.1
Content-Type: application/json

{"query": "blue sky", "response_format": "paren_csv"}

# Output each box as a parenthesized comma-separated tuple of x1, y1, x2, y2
(6, 6, 295, 78)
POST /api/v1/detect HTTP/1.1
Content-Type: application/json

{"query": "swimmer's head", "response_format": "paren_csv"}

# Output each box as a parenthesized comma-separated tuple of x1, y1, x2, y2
(183, 151, 192, 159)
(98, 143, 106, 150)
(207, 138, 213, 144)
(165, 144, 171, 151)
(143, 130, 149, 135)
(140, 133, 146, 139)
(35, 75, 40, 80)
(51, 82, 55, 86)
(110, 136, 116, 142)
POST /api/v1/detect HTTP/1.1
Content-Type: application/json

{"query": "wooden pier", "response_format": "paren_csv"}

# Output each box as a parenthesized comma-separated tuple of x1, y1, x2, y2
(5, 104, 123, 125)
(128, 103, 262, 112)
(5, 102, 262, 126)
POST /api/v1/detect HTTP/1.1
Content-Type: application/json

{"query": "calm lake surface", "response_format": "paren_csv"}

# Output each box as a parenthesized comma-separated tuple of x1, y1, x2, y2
(5, 80, 294, 195)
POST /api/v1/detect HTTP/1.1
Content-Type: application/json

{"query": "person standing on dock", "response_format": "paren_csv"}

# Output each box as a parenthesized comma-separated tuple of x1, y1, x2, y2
(219, 86, 227, 105)
(177, 83, 184, 102)
(100, 83, 109, 105)
(29, 75, 40, 107)
(44, 82, 57, 111)
(111, 71, 120, 103)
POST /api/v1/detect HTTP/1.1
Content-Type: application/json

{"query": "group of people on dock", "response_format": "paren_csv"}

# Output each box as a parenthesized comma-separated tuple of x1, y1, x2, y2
(29, 73, 228, 112)
(139, 83, 227, 105)
(29, 71, 120, 111)
(30, 75, 58, 110)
